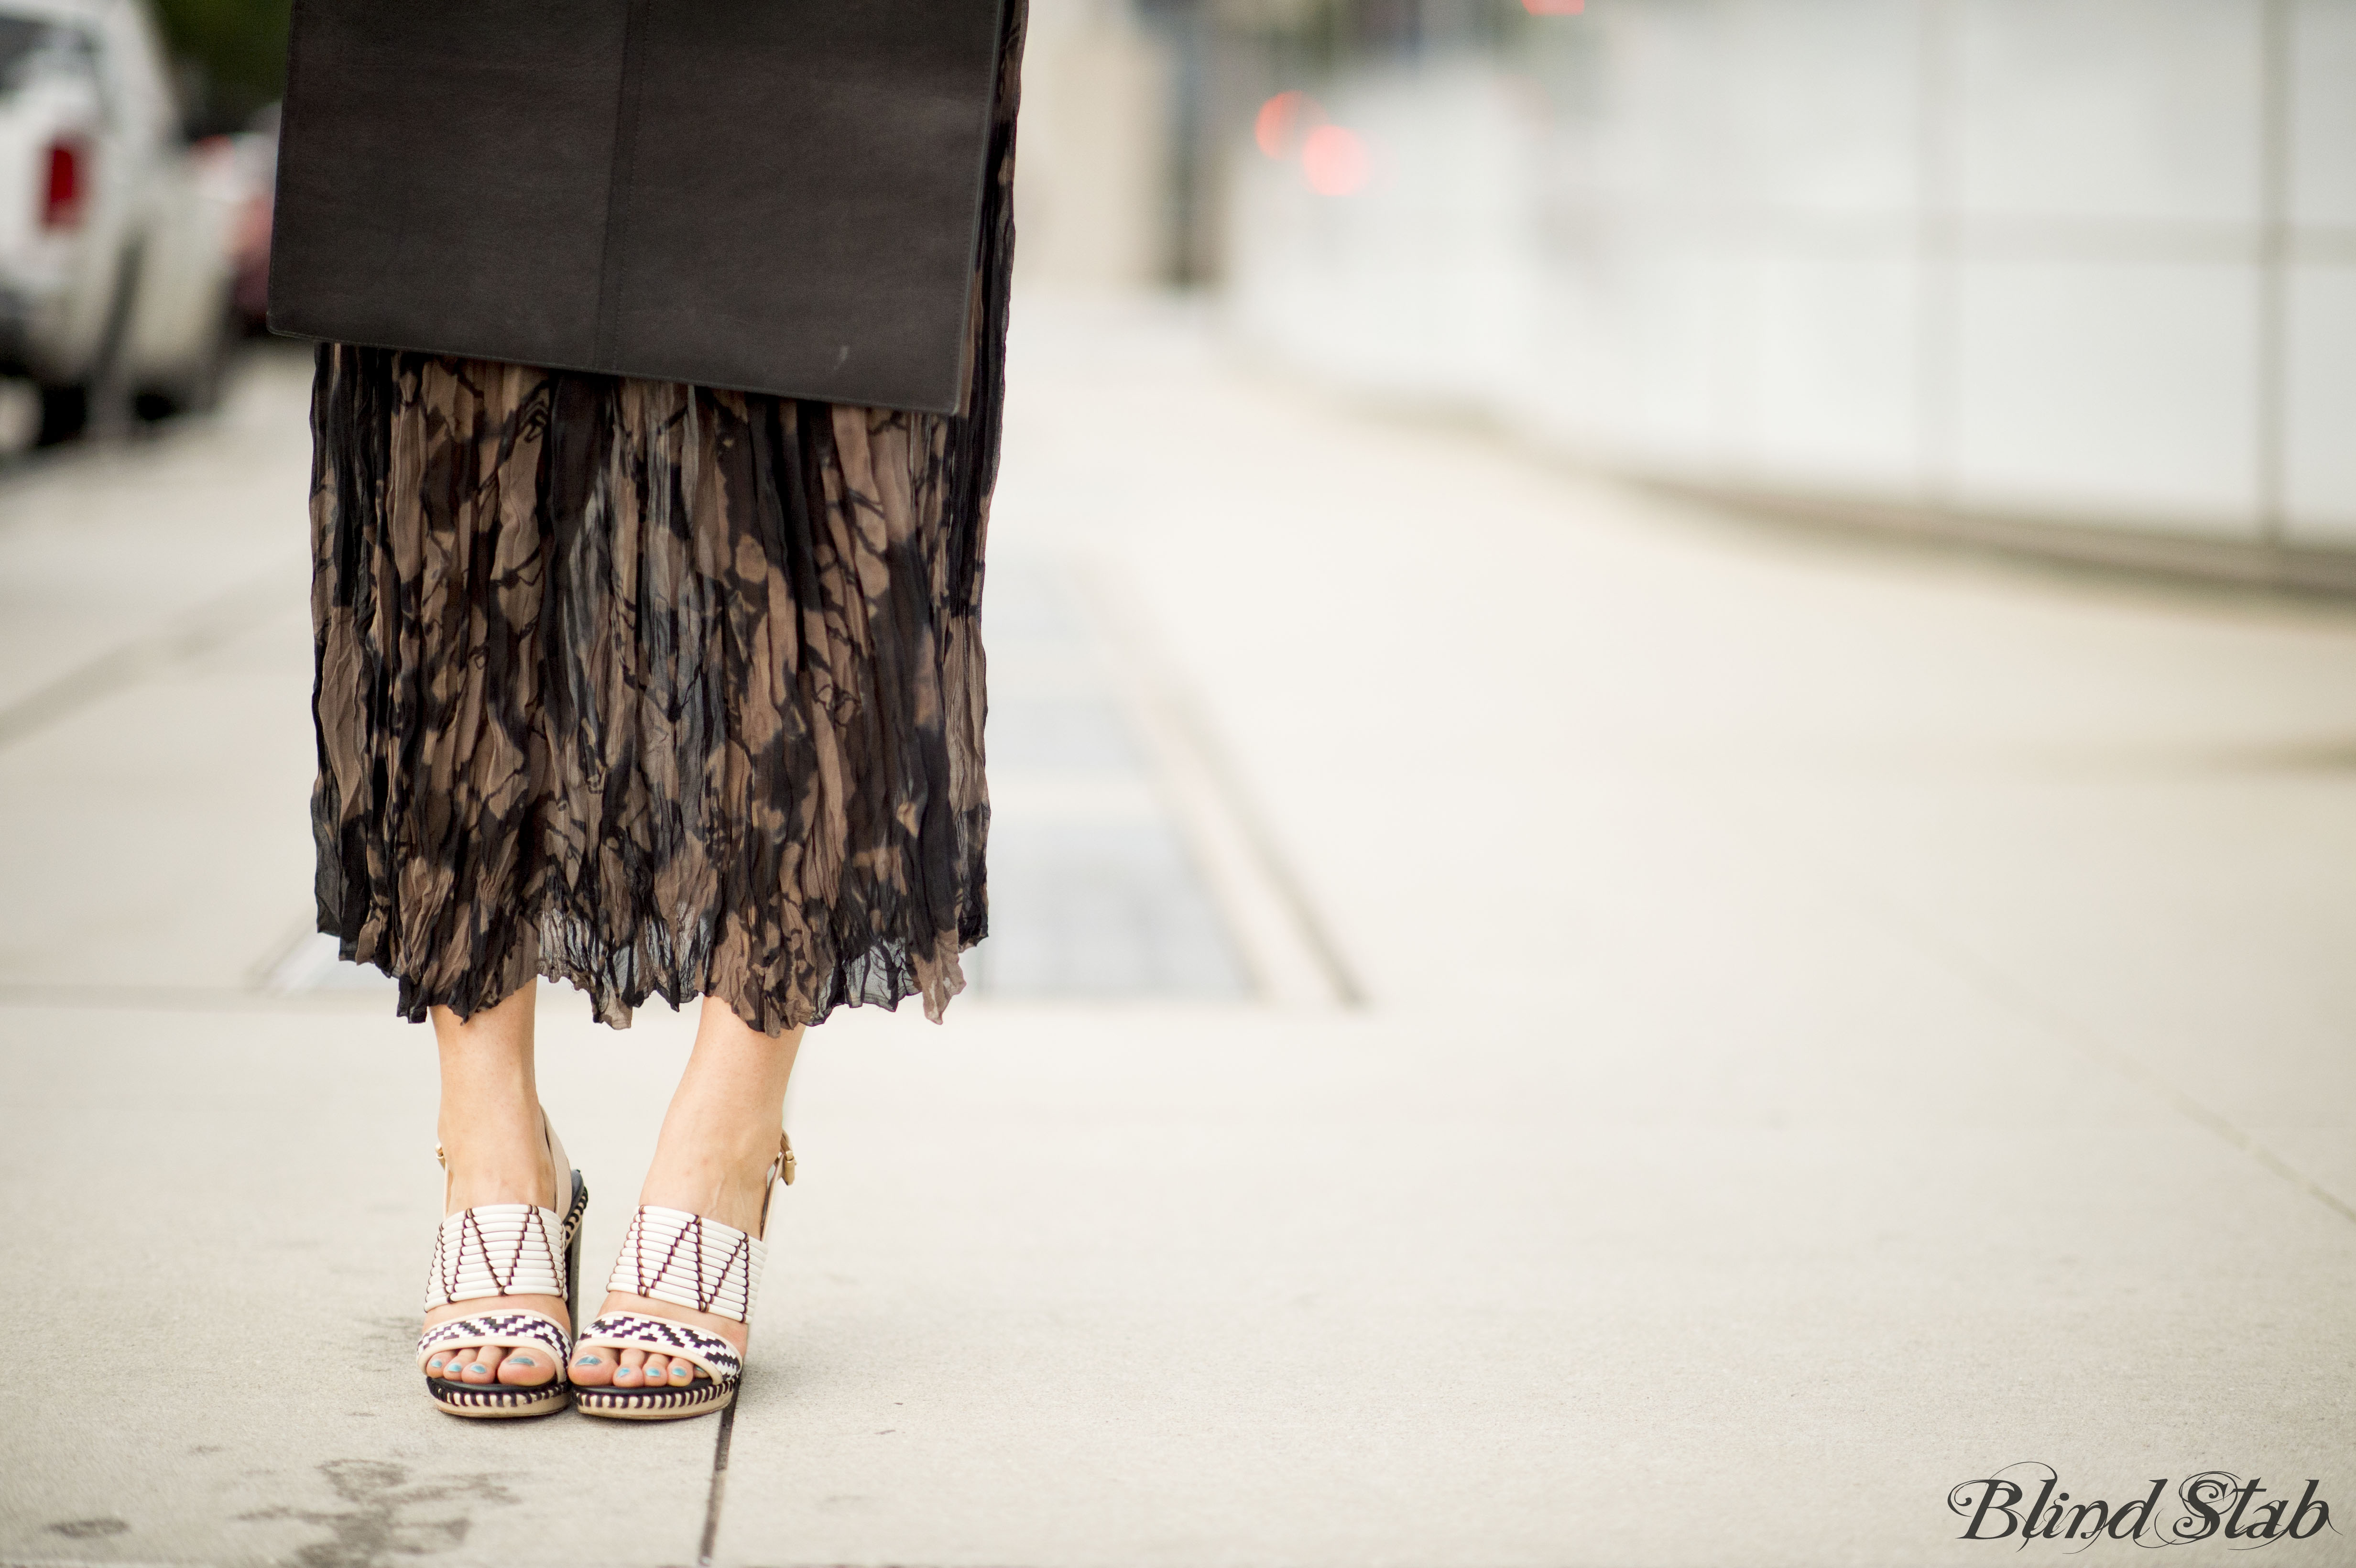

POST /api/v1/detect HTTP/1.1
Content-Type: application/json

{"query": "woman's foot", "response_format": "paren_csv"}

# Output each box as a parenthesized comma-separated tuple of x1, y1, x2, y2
(572, 997, 800, 1391)
(423, 988, 569, 1391)
(567, 1137, 777, 1389)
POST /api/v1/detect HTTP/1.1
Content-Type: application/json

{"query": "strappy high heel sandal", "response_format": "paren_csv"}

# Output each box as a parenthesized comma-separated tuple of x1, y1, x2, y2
(415, 1113, 589, 1419)
(574, 1132, 794, 1421)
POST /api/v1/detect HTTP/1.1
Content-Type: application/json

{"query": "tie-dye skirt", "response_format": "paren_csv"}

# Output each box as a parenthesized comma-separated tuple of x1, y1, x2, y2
(304, 9, 1022, 1035)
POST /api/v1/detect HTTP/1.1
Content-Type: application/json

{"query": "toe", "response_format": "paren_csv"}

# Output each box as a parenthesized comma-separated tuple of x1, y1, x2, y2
(425, 1347, 456, 1380)
(498, 1347, 555, 1387)
(665, 1359, 695, 1385)
(570, 1346, 613, 1386)
(463, 1347, 505, 1384)
(614, 1349, 647, 1388)
(641, 1353, 669, 1384)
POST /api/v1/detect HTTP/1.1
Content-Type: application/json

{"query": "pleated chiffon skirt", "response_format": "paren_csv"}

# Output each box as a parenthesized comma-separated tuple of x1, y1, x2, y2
(306, 8, 1023, 1034)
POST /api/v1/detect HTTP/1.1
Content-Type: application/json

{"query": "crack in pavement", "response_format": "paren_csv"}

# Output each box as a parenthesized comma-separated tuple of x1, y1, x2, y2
(0, 573, 297, 753)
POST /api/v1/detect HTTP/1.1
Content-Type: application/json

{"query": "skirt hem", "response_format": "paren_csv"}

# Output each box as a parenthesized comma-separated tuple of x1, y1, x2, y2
(323, 913, 978, 1034)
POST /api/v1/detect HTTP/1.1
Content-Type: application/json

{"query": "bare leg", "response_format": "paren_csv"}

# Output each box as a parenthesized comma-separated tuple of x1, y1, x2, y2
(572, 997, 803, 1387)
(421, 985, 566, 1388)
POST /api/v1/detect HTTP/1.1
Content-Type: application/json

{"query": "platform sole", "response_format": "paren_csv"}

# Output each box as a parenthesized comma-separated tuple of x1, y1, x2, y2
(426, 1378, 572, 1419)
(575, 1383, 735, 1421)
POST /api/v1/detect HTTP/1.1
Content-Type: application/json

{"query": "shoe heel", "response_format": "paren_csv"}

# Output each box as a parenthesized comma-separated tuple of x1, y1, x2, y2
(567, 1170, 587, 1326)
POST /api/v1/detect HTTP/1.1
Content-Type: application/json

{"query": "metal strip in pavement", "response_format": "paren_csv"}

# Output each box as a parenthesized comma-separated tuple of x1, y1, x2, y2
(1069, 553, 1365, 1011)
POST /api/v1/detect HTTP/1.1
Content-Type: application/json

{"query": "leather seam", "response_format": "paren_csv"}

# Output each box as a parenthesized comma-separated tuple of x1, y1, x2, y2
(948, 0, 1016, 415)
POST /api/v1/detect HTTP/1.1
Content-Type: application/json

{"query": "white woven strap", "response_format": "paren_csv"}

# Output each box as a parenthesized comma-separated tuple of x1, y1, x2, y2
(605, 1206, 768, 1324)
(578, 1312, 742, 1384)
(424, 1203, 567, 1309)
(416, 1309, 572, 1375)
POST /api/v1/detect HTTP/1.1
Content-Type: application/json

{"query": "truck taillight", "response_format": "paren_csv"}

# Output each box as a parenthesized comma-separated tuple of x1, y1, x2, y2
(41, 139, 87, 231)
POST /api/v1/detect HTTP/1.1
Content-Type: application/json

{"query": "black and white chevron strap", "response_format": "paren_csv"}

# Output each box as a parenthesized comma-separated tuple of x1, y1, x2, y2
(578, 1312, 742, 1383)
(415, 1310, 572, 1373)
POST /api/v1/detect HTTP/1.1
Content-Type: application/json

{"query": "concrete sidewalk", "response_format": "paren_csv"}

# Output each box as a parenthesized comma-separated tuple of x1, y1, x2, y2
(1, 307, 2352, 1568)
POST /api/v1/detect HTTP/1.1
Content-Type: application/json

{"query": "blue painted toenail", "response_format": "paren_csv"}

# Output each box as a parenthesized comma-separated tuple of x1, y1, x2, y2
(578, 1356, 601, 1366)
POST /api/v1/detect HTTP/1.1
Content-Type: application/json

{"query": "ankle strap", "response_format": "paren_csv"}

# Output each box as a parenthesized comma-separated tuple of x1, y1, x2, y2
(759, 1132, 795, 1234)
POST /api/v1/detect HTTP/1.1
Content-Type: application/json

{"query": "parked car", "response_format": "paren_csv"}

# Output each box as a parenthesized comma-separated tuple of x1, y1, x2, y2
(0, 0, 234, 442)
(214, 102, 273, 336)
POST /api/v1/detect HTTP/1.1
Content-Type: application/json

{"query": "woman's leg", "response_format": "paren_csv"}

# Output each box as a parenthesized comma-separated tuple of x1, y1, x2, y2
(422, 984, 568, 1388)
(571, 997, 804, 1387)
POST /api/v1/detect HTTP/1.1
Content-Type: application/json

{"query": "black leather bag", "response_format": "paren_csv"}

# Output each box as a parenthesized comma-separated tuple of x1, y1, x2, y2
(268, 0, 1009, 414)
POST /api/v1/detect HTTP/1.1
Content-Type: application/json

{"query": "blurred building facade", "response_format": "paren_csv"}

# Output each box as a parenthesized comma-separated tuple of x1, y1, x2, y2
(1212, 0, 2356, 588)
(1011, 0, 1178, 290)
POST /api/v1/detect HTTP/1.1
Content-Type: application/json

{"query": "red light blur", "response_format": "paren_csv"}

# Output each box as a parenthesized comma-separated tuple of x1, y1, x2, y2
(1523, 0, 1584, 12)
(1300, 126, 1370, 196)
(1256, 90, 1317, 159)
(41, 139, 87, 231)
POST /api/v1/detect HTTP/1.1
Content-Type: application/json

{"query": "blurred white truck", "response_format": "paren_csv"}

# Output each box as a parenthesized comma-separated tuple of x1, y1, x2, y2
(0, 0, 233, 442)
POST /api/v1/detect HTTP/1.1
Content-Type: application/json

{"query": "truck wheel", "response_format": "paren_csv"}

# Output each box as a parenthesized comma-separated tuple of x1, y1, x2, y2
(36, 383, 89, 445)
